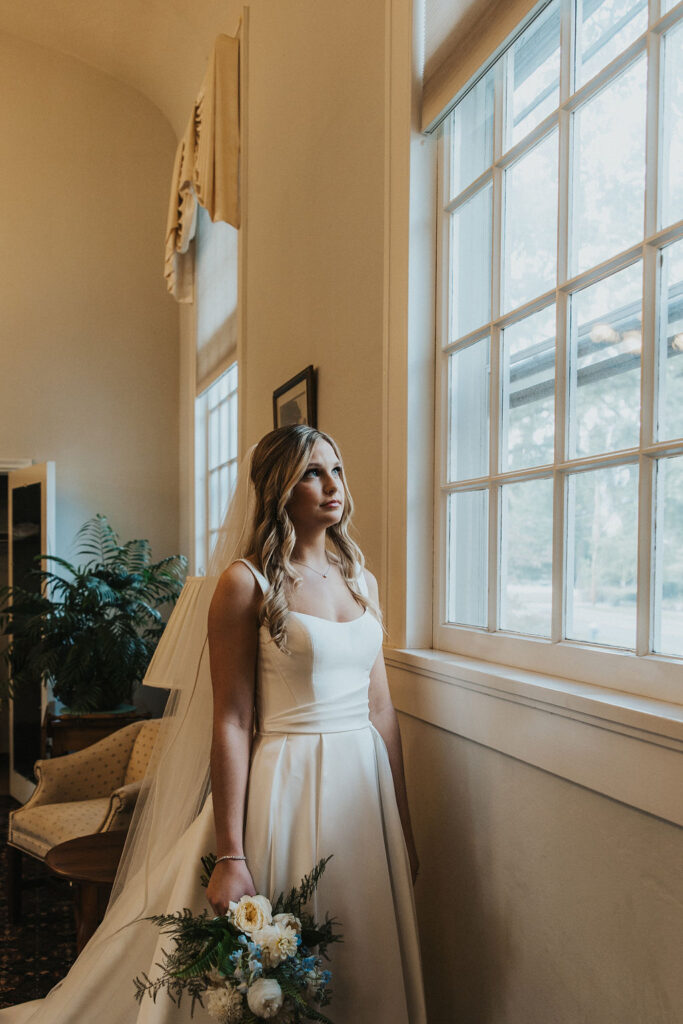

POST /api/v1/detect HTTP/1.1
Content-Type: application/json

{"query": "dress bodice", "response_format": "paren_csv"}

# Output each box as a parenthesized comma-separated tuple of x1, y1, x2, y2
(237, 559, 383, 735)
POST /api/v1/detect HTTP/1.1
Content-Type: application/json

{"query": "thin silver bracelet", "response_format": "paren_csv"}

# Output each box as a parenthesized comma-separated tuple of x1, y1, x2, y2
(216, 854, 247, 864)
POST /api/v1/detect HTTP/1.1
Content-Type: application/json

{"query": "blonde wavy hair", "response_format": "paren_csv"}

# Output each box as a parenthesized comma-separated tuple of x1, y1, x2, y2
(245, 425, 383, 651)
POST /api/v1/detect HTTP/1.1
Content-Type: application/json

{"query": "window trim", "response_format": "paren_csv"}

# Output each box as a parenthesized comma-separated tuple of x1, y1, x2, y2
(433, 0, 683, 703)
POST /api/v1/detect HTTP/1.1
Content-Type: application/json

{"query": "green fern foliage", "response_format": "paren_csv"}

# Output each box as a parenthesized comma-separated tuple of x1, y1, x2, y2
(0, 514, 187, 712)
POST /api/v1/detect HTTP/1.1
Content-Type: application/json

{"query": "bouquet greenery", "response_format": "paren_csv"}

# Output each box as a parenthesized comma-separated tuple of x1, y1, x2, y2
(133, 856, 341, 1023)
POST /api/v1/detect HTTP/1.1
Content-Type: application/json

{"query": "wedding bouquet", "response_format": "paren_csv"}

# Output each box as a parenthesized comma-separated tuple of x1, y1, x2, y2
(133, 855, 341, 1023)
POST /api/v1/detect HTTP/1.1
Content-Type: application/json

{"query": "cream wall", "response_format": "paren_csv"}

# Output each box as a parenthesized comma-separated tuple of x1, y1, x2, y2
(400, 712, 682, 1024)
(0, 31, 179, 564)
(240, 0, 386, 571)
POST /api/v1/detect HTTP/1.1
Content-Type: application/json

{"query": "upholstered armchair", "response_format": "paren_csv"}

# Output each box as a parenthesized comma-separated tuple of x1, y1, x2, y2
(6, 717, 160, 923)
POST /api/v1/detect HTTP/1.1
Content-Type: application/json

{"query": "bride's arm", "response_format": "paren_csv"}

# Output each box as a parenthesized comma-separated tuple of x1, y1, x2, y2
(206, 562, 261, 914)
(365, 570, 420, 885)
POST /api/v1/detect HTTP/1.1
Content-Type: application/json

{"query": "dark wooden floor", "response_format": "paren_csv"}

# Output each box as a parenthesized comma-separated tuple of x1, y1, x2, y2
(0, 760, 77, 1008)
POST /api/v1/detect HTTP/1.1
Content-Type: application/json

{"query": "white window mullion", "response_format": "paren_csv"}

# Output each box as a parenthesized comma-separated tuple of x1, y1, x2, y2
(638, 0, 663, 653)
(487, 57, 505, 632)
(645, 18, 662, 237)
(636, 453, 655, 656)
(553, 0, 573, 644)
(649, 0, 662, 31)
(434, 128, 449, 644)
(204, 398, 211, 572)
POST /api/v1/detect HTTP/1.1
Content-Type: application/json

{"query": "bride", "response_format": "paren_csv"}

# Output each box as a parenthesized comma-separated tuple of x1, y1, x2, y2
(2, 425, 426, 1023)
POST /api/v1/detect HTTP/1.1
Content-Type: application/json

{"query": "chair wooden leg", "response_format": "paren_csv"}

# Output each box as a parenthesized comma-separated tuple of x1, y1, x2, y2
(6, 844, 23, 924)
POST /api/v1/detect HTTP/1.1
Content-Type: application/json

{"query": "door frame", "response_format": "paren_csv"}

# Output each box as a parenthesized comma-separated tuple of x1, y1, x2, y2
(5, 461, 55, 802)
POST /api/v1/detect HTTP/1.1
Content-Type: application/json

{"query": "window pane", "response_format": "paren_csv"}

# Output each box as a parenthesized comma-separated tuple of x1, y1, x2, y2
(653, 456, 683, 657)
(503, 130, 558, 313)
(209, 468, 220, 535)
(447, 490, 488, 627)
(575, 0, 647, 88)
(661, 21, 683, 229)
(450, 185, 492, 339)
(219, 464, 230, 524)
(219, 399, 228, 465)
(572, 57, 646, 275)
(499, 477, 553, 636)
(209, 406, 220, 470)
(658, 240, 683, 442)
(505, 0, 560, 148)
(450, 68, 495, 197)
(449, 338, 490, 481)
(501, 305, 556, 471)
(229, 390, 239, 461)
(568, 262, 642, 458)
(565, 463, 638, 647)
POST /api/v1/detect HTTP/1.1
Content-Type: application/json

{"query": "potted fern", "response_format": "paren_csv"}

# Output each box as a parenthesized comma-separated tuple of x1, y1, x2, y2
(0, 514, 187, 715)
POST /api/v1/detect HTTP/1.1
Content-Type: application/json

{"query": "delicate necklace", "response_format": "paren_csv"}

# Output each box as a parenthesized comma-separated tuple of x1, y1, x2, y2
(292, 556, 331, 579)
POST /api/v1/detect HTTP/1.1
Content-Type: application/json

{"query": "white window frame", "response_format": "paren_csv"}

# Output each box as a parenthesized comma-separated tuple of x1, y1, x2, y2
(434, 0, 683, 704)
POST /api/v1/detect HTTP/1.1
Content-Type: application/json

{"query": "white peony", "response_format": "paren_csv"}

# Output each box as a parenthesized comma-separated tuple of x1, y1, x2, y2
(205, 983, 244, 1023)
(251, 923, 299, 967)
(272, 912, 301, 934)
(231, 894, 273, 935)
(246, 977, 284, 1018)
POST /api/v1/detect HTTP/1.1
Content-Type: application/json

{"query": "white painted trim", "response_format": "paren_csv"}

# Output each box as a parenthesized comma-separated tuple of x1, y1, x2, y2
(0, 459, 32, 472)
(237, 5, 250, 460)
(383, 0, 436, 650)
(386, 647, 683, 825)
(7, 461, 55, 803)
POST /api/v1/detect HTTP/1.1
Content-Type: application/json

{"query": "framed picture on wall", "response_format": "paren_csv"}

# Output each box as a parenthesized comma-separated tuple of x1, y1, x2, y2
(272, 365, 317, 429)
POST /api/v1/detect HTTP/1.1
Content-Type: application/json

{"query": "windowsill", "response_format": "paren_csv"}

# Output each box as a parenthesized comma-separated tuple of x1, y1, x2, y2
(385, 647, 683, 826)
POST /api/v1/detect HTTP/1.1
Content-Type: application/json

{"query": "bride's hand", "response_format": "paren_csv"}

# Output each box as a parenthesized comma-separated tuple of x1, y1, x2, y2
(207, 859, 257, 916)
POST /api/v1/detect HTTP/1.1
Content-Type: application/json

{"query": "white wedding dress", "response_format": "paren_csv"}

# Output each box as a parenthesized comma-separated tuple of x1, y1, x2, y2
(2, 559, 426, 1023)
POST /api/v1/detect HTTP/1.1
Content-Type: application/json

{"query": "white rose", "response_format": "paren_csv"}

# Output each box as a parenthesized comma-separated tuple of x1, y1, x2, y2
(205, 983, 244, 1023)
(246, 977, 283, 1018)
(272, 912, 301, 934)
(252, 923, 299, 966)
(231, 894, 273, 935)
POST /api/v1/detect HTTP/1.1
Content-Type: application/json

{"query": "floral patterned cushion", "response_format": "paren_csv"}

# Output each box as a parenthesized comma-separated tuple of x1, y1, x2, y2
(30, 721, 145, 805)
(8, 798, 113, 859)
(124, 720, 161, 785)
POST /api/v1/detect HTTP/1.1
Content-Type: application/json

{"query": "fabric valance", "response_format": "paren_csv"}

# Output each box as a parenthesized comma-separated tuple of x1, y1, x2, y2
(165, 33, 240, 302)
(422, 0, 544, 132)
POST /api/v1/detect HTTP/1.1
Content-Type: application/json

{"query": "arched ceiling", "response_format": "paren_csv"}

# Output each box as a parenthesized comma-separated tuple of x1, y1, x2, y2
(0, 0, 239, 137)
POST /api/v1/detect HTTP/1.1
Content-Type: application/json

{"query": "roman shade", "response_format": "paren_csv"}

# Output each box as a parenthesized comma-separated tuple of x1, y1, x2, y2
(422, 0, 548, 132)
(165, 33, 240, 301)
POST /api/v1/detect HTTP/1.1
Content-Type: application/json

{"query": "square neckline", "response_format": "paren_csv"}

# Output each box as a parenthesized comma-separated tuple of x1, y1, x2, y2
(238, 557, 368, 626)
(289, 608, 368, 626)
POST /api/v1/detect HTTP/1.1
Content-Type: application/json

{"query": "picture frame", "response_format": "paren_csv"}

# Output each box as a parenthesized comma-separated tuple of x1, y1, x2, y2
(272, 365, 317, 429)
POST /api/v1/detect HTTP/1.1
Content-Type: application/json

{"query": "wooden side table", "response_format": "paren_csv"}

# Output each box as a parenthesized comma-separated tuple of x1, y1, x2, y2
(45, 830, 127, 952)
(41, 710, 151, 758)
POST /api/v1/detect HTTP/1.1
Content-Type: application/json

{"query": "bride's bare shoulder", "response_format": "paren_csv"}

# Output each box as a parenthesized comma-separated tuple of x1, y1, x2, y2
(208, 560, 261, 628)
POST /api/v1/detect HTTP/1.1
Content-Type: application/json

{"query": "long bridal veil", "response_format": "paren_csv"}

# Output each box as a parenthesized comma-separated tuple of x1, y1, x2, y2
(110, 443, 257, 911)
(0, 448, 257, 1023)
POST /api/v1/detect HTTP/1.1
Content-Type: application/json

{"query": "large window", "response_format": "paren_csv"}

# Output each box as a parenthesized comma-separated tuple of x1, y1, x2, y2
(436, 0, 683, 691)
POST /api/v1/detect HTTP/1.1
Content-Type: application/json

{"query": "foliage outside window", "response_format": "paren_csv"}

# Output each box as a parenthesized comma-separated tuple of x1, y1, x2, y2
(436, 0, 683, 690)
